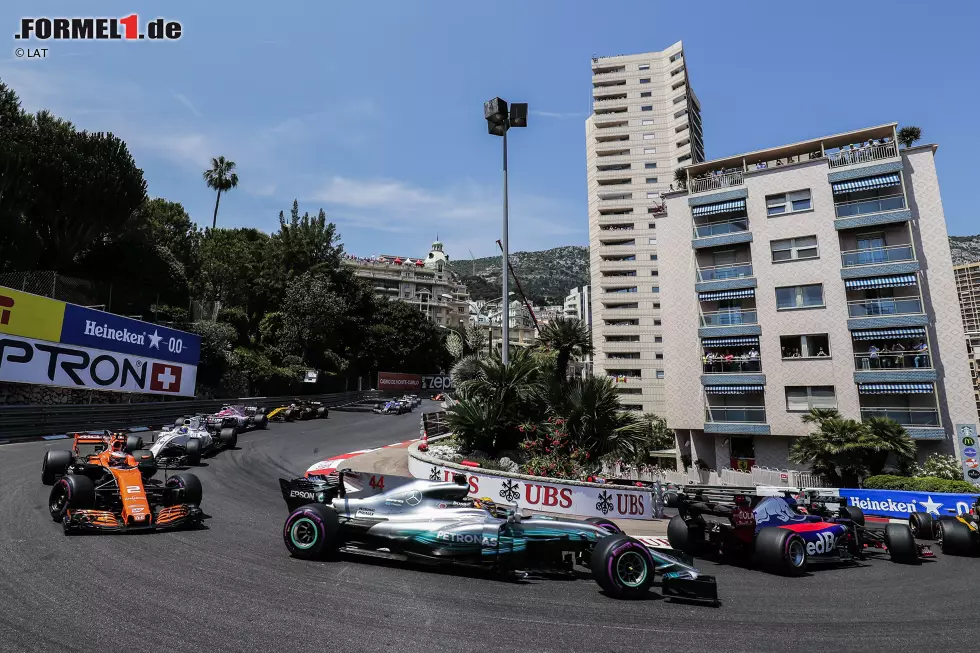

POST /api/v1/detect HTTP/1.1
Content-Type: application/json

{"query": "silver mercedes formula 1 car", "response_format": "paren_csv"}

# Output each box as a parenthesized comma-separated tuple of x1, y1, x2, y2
(279, 469, 718, 602)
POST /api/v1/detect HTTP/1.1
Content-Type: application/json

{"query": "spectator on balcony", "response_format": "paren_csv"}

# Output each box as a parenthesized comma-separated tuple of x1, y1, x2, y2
(913, 340, 928, 367)
(816, 347, 828, 357)
(791, 349, 802, 358)
(890, 341, 906, 368)
(868, 343, 881, 368)
(748, 347, 760, 360)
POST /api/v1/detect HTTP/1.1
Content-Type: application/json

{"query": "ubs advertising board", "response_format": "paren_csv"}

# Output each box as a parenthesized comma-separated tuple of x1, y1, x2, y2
(0, 286, 200, 397)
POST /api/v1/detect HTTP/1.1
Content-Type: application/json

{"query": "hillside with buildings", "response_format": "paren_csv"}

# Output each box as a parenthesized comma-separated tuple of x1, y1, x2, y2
(456, 245, 590, 304)
(950, 235, 980, 265)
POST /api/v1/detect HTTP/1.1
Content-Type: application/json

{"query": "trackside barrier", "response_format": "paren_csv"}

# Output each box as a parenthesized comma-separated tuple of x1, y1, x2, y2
(0, 391, 377, 441)
(603, 463, 829, 489)
(837, 487, 979, 519)
(409, 436, 663, 520)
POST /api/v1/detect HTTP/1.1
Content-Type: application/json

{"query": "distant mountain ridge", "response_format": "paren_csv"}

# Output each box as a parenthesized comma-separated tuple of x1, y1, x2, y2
(454, 245, 589, 304)
(452, 236, 978, 305)
(950, 235, 980, 266)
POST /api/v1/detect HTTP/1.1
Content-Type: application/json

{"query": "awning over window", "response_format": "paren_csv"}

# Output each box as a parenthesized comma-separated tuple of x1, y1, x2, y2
(832, 173, 901, 195)
(701, 336, 759, 348)
(704, 385, 765, 395)
(844, 274, 917, 290)
(698, 288, 755, 301)
(692, 199, 746, 217)
(857, 383, 934, 395)
(851, 327, 927, 341)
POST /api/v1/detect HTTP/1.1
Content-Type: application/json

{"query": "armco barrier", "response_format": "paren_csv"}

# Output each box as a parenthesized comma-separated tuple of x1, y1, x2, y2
(838, 487, 979, 520)
(409, 437, 663, 520)
(0, 390, 377, 441)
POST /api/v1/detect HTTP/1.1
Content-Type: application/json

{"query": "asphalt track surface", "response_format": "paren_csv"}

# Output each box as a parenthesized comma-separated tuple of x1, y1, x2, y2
(1, 400, 976, 653)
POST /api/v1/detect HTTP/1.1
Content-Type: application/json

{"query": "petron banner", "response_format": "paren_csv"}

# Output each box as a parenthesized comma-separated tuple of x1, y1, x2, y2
(955, 423, 980, 485)
(0, 286, 200, 397)
(838, 488, 979, 520)
(409, 454, 657, 520)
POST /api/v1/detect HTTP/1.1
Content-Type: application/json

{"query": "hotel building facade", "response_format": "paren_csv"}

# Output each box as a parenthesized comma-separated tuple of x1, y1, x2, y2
(660, 124, 975, 470)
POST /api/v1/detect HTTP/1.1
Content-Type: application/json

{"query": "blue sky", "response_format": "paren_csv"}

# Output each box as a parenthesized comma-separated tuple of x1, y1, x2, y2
(3, 1, 978, 259)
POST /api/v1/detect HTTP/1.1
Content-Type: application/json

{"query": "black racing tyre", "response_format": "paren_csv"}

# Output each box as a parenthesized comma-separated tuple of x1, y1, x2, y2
(839, 505, 865, 526)
(219, 427, 238, 449)
(663, 492, 680, 508)
(284, 504, 341, 560)
(586, 517, 623, 534)
(185, 437, 202, 466)
(124, 435, 143, 453)
(590, 534, 655, 599)
(909, 512, 935, 540)
(166, 473, 203, 506)
(257, 414, 269, 429)
(884, 523, 920, 563)
(667, 515, 706, 556)
(316, 407, 326, 418)
(133, 449, 157, 480)
(284, 408, 295, 422)
(49, 475, 96, 522)
(753, 527, 808, 576)
(938, 518, 980, 557)
(41, 449, 73, 486)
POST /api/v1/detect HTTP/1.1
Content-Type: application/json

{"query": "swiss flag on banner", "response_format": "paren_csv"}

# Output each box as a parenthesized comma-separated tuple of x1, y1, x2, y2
(150, 362, 183, 392)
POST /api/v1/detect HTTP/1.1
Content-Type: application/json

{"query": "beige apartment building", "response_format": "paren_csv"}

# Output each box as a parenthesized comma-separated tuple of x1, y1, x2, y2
(586, 41, 705, 413)
(342, 240, 470, 327)
(660, 124, 976, 471)
(954, 262, 980, 419)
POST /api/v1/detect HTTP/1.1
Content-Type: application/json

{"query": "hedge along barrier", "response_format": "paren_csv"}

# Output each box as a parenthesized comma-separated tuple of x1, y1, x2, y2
(408, 437, 664, 520)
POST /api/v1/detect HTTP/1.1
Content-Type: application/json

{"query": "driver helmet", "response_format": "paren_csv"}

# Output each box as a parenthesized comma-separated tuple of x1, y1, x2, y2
(109, 451, 129, 466)
(179, 426, 189, 434)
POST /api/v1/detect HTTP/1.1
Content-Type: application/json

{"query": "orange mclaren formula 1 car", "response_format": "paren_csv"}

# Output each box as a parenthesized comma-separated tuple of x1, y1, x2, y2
(40, 432, 204, 535)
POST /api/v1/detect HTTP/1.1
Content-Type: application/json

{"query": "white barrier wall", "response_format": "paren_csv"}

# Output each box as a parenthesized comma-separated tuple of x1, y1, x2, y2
(408, 444, 658, 520)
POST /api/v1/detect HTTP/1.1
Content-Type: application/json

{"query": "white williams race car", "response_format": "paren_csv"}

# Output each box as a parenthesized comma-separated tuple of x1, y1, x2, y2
(148, 417, 238, 466)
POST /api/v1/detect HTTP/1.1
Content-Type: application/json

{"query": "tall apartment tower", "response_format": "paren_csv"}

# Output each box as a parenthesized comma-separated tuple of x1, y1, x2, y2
(953, 262, 980, 419)
(586, 41, 704, 413)
(660, 124, 976, 471)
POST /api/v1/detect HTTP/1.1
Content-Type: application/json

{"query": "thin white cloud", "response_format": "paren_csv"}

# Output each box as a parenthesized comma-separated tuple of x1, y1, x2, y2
(532, 110, 584, 119)
(173, 92, 203, 118)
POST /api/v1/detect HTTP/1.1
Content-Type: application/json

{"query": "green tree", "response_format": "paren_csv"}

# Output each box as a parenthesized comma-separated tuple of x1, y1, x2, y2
(536, 317, 593, 382)
(673, 167, 687, 190)
(915, 453, 961, 480)
(280, 271, 349, 372)
(196, 227, 269, 308)
(273, 200, 344, 279)
(861, 416, 917, 476)
(359, 300, 450, 375)
(203, 156, 238, 229)
(897, 126, 922, 149)
(130, 198, 200, 274)
(0, 104, 147, 270)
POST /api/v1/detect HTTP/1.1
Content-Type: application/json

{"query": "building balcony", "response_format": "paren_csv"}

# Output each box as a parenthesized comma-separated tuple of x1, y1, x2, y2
(847, 297, 922, 319)
(696, 262, 754, 283)
(705, 406, 767, 423)
(827, 141, 899, 169)
(841, 245, 914, 268)
(594, 105, 628, 116)
(690, 170, 744, 195)
(692, 217, 748, 239)
(835, 193, 906, 220)
(700, 309, 757, 328)
(703, 359, 762, 374)
(860, 407, 940, 428)
(853, 351, 932, 371)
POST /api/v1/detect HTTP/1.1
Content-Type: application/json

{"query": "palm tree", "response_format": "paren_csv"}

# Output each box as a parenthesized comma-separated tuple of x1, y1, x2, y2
(536, 317, 593, 382)
(861, 417, 916, 476)
(896, 126, 922, 149)
(800, 408, 841, 425)
(203, 156, 239, 229)
(673, 167, 687, 190)
(790, 416, 869, 486)
(559, 375, 649, 460)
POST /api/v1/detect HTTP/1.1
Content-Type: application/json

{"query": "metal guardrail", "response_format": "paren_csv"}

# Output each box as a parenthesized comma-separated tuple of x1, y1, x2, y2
(421, 411, 451, 438)
(0, 390, 377, 440)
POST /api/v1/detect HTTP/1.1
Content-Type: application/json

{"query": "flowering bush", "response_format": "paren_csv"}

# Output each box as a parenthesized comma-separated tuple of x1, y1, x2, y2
(517, 417, 599, 479)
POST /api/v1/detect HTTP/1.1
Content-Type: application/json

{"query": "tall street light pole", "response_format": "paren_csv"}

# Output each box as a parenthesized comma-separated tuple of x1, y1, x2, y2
(484, 97, 527, 366)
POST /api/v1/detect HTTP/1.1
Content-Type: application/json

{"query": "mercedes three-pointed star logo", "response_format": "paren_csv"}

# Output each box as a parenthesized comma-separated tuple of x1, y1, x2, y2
(406, 490, 423, 506)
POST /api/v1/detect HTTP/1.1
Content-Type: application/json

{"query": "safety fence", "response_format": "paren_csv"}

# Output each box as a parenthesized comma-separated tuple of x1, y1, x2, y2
(0, 390, 377, 441)
(421, 411, 451, 438)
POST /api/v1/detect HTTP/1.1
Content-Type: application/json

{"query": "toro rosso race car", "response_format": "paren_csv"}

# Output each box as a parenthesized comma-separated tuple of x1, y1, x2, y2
(40, 432, 203, 534)
(268, 399, 329, 422)
(278, 469, 718, 602)
(149, 417, 238, 466)
(666, 486, 931, 575)
(203, 404, 269, 431)
(908, 498, 980, 557)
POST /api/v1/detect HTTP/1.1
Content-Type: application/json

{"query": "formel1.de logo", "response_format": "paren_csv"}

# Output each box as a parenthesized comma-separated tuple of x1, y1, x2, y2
(15, 15, 182, 41)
